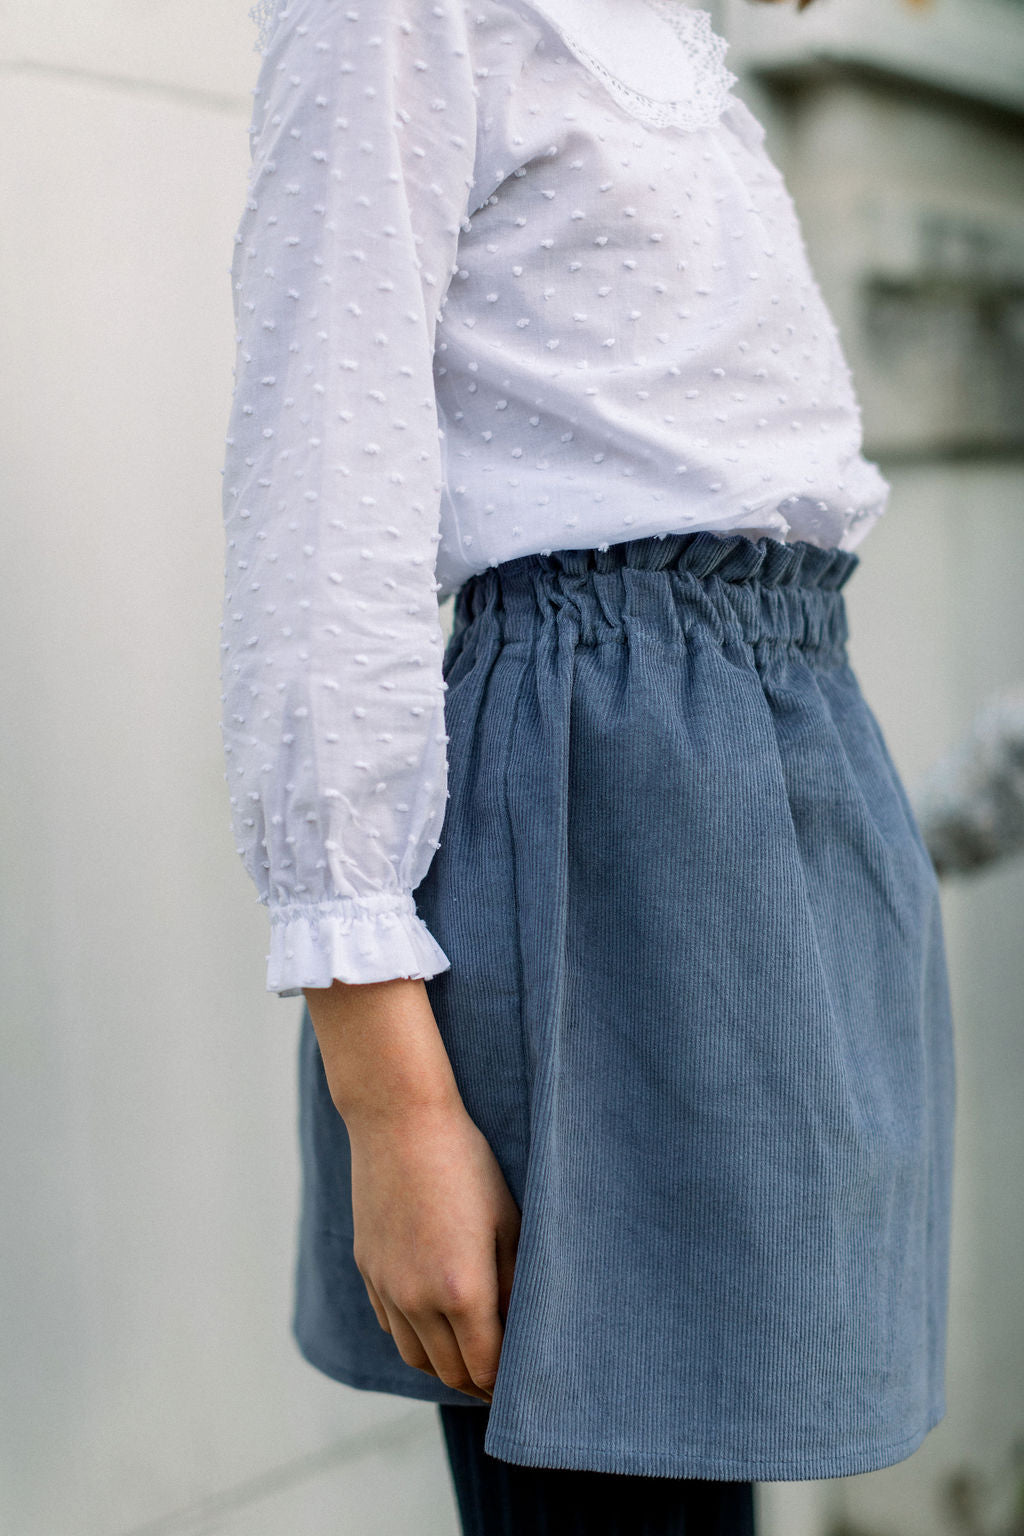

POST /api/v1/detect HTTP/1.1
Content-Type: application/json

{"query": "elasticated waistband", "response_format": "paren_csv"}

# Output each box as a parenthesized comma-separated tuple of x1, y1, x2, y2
(452, 531, 858, 663)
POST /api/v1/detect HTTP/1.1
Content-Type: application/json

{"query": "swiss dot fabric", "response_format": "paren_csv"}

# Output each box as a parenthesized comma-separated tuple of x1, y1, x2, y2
(220, 0, 891, 995)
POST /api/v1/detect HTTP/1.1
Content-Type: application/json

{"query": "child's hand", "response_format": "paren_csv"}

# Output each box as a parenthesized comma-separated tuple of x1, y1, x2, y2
(303, 976, 521, 1402)
(345, 1096, 521, 1402)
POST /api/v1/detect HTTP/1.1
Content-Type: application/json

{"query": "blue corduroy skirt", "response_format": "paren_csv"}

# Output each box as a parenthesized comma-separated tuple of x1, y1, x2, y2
(293, 531, 956, 1482)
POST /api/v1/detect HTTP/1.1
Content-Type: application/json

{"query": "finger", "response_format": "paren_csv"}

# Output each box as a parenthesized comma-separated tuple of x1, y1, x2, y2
(385, 1306, 440, 1378)
(414, 1310, 495, 1403)
(496, 1227, 518, 1327)
(361, 1273, 391, 1334)
(442, 1299, 505, 1398)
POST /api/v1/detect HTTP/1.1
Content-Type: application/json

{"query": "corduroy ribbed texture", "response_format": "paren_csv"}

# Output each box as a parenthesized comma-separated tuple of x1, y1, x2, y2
(292, 530, 956, 1481)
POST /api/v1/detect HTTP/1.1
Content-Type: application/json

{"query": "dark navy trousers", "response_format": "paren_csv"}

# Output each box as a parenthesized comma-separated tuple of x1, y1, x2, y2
(439, 1405, 757, 1535)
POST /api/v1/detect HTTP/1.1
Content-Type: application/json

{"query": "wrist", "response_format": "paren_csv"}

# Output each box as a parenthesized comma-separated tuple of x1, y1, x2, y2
(303, 976, 464, 1125)
(339, 1081, 466, 1137)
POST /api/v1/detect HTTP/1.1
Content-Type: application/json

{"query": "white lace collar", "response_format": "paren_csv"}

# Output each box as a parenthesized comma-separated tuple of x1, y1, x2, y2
(248, 0, 739, 134)
(523, 0, 738, 132)
(248, 0, 278, 53)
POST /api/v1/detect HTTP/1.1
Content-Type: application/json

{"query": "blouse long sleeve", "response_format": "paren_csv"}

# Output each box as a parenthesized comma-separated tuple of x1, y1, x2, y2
(220, 0, 478, 996)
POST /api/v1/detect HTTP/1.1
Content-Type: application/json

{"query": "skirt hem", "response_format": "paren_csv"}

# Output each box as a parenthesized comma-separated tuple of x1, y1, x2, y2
(480, 1406, 947, 1482)
(292, 1323, 483, 1408)
(294, 1323, 945, 1480)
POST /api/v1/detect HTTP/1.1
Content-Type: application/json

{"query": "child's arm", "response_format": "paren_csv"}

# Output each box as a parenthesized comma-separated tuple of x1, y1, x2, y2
(220, 0, 478, 996)
(305, 977, 521, 1402)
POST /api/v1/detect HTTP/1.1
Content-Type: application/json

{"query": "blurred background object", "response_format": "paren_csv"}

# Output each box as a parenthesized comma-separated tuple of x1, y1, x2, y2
(1, 1, 1022, 1533)
(916, 687, 1024, 879)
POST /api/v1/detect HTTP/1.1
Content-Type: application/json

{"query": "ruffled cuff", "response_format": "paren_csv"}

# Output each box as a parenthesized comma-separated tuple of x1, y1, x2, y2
(265, 894, 451, 997)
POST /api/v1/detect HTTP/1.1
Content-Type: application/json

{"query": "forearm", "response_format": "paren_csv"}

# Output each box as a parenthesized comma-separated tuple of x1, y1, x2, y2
(302, 978, 463, 1125)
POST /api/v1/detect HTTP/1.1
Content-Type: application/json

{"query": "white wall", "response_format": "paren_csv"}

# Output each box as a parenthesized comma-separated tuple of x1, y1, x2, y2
(0, 5, 458, 1533)
(3, 5, 1021, 1536)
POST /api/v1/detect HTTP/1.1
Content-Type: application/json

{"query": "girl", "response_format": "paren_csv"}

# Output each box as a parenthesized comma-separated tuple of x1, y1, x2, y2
(220, 1, 956, 1529)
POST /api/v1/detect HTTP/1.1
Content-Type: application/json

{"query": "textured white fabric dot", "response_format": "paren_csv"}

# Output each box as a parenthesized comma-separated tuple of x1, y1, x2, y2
(226, 0, 889, 998)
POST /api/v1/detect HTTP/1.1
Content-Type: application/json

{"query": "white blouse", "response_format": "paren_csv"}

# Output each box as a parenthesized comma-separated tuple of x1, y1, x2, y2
(221, 0, 889, 995)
